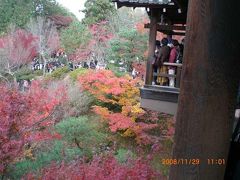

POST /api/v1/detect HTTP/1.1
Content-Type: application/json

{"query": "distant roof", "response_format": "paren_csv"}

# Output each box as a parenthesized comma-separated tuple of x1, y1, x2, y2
(48, 15, 73, 29)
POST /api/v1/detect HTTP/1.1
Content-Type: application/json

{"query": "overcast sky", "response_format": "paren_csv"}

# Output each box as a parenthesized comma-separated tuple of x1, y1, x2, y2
(56, 0, 86, 21)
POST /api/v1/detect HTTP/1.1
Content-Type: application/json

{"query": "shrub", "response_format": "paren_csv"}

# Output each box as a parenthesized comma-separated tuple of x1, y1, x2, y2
(115, 148, 136, 163)
(106, 64, 127, 77)
(7, 141, 82, 179)
(62, 83, 93, 117)
(48, 67, 70, 80)
(15, 67, 34, 81)
(15, 67, 43, 81)
(69, 68, 88, 81)
(55, 116, 108, 157)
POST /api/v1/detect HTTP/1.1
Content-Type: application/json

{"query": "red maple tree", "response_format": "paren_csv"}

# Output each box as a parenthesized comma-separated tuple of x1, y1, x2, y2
(0, 29, 37, 77)
(0, 81, 66, 174)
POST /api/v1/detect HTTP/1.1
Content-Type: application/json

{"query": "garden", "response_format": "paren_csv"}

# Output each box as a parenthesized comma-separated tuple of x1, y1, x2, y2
(0, 0, 175, 179)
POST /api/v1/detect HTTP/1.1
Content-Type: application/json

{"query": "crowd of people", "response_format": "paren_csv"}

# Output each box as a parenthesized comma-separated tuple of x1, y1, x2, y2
(152, 37, 184, 87)
(31, 55, 101, 74)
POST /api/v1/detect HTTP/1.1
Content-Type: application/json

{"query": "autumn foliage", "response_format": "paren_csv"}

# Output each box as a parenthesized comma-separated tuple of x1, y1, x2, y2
(0, 29, 37, 76)
(78, 70, 170, 145)
(74, 21, 113, 62)
(0, 81, 66, 173)
(25, 155, 161, 180)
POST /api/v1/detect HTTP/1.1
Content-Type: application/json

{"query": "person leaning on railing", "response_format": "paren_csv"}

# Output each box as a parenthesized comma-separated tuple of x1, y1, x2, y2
(168, 39, 180, 87)
(152, 40, 161, 84)
(156, 38, 171, 86)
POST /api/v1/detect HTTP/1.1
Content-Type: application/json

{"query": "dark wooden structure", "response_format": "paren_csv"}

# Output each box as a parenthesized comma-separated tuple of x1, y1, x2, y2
(48, 15, 73, 29)
(169, 1, 240, 179)
(113, 0, 240, 179)
(113, 0, 188, 115)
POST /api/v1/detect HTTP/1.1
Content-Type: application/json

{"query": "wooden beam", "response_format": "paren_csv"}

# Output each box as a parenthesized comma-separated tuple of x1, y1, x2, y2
(169, 0, 240, 179)
(115, 2, 177, 9)
(145, 9, 159, 85)
(160, 30, 185, 36)
(144, 24, 186, 31)
(145, 24, 186, 36)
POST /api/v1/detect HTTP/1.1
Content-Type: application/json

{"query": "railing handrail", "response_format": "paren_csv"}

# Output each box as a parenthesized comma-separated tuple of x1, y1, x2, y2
(163, 62, 183, 67)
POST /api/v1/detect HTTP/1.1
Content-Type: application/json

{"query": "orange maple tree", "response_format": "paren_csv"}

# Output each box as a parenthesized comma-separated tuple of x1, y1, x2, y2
(78, 70, 166, 145)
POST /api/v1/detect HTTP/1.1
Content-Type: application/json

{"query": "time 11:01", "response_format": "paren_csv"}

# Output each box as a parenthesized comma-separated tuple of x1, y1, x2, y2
(207, 159, 225, 165)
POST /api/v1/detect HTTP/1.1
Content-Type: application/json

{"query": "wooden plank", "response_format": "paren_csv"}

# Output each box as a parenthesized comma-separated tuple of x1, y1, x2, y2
(158, 29, 186, 36)
(140, 87, 179, 103)
(144, 85, 180, 93)
(160, 30, 185, 36)
(163, 62, 183, 67)
(169, 0, 240, 179)
(141, 98, 178, 115)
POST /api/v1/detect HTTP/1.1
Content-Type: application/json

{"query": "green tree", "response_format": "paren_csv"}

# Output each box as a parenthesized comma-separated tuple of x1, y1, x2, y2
(33, 0, 76, 18)
(108, 7, 148, 34)
(60, 21, 90, 55)
(0, 0, 33, 33)
(55, 116, 108, 157)
(107, 28, 148, 70)
(0, 0, 76, 33)
(82, 0, 116, 25)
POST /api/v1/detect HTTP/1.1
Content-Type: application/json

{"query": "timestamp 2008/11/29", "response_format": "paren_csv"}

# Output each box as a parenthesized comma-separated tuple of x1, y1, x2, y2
(161, 159, 200, 165)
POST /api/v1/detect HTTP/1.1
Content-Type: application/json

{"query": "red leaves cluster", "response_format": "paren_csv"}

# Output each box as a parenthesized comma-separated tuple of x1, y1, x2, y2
(107, 113, 134, 132)
(79, 70, 136, 103)
(0, 81, 66, 173)
(93, 106, 134, 133)
(26, 155, 161, 180)
(90, 21, 113, 43)
(0, 86, 26, 173)
(0, 29, 37, 66)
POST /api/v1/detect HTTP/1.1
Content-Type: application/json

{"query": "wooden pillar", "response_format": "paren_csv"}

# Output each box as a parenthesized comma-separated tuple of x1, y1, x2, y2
(175, 66, 182, 88)
(169, 0, 240, 179)
(145, 9, 158, 85)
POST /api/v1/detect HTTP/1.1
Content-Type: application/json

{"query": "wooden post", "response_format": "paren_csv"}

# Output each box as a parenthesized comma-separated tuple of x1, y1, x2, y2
(175, 66, 182, 88)
(145, 9, 158, 85)
(169, 0, 240, 179)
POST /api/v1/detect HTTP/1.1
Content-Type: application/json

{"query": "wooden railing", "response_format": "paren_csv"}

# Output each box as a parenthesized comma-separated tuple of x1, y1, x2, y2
(152, 62, 183, 88)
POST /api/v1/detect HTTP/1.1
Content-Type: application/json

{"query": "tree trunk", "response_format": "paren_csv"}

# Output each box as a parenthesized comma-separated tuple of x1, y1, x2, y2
(42, 55, 47, 75)
(169, 0, 240, 179)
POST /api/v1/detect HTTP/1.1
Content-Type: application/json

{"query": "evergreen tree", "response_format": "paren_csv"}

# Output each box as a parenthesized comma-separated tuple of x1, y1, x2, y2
(60, 21, 90, 55)
(82, 0, 116, 25)
(107, 28, 148, 71)
(0, 0, 33, 33)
